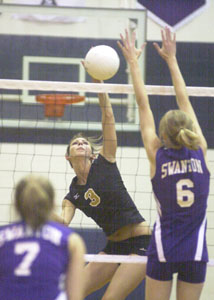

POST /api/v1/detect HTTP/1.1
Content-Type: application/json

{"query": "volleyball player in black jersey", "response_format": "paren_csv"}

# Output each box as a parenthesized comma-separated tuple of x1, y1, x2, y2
(53, 70, 151, 300)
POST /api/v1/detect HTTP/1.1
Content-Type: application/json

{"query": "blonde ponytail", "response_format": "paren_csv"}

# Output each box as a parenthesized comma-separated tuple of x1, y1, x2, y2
(159, 110, 200, 150)
(176, 127, 199, 150)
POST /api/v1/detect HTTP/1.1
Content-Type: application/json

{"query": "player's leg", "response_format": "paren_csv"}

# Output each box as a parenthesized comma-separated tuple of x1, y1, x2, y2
(101, 259, 146, 300)
(145, 260, 174, 300)
(83, 253, 118, 297)
(176, 280, 204, 300)
(100, 235, 150, 299)
(145, 276, 172, 300)
(176, 261, 206, 300)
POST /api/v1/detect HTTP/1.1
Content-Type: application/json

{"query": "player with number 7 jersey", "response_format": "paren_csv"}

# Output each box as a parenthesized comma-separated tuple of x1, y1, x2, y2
(0, 175, 85, 300)
(0, 221, 72, 299)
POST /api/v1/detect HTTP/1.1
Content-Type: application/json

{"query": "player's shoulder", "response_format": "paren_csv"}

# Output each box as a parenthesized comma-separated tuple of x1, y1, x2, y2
(0, 220, 23, 232)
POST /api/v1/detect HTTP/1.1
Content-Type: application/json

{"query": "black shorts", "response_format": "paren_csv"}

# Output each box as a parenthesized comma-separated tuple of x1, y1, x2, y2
(147, 260, 207, 283)
(102, 235, 151, 256)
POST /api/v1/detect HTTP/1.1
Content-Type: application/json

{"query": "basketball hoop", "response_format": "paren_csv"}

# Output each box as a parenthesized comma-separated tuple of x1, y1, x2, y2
(36, 94, 85, 118)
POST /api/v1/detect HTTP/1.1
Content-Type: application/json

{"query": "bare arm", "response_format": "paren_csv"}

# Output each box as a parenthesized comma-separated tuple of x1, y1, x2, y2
(98, 84, 117, 162)
(66, 233, 86, 300)
(84, 69, 117, 162)
(154, 27, 207, 155)
(51, 199, 76, 226)
(118, 30, 161, 168)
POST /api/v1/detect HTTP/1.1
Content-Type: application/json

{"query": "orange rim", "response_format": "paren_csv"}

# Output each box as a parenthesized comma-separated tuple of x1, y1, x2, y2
(36, 94, 85, 118)
(36, 94, 85, 104)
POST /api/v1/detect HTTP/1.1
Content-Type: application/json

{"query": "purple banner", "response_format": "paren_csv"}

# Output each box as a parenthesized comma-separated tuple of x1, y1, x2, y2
(137, 0, 209, 29)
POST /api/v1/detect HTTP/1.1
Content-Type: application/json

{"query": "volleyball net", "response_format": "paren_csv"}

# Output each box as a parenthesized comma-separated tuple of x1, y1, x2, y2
(0, 79, 213, 268)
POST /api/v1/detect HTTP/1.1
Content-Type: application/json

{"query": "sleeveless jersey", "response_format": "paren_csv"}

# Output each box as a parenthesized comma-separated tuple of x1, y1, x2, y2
(147, 146, 210, 262)
(0, 220, 73, 300)
(65, 154, 144, 236)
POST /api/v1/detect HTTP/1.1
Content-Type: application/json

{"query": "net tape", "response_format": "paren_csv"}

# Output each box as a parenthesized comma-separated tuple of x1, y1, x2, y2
(85, 255, 214, 266)
(0, 79, 214, 97)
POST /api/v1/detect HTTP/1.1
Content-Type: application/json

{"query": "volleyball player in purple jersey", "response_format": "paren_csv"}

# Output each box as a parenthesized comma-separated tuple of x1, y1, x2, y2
(53, 70, 151, 298)
(0, 175, 85, 300)
(118, 27, 210, 300)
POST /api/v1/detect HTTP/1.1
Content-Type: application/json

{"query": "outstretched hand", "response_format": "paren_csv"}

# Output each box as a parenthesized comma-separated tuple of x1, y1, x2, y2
(117, 29, 146, 63)
(153, 27, 176, 61)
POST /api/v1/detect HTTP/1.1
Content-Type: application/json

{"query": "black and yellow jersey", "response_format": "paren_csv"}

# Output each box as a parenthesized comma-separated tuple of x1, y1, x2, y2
(65, 154, 144, 236)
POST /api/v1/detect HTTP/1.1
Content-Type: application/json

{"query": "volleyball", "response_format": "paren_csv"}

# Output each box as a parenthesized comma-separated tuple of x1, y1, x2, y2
(84, 45, 120, 80)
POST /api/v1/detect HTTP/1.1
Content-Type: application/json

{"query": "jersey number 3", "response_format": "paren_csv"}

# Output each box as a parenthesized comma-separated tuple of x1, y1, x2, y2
(176, 179, 194, 207)
(14, 242, 40, 276)
(85, 188, 101, 207)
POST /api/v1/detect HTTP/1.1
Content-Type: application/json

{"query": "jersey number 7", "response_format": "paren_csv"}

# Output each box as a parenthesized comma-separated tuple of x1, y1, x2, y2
(14, 242, 40, 276)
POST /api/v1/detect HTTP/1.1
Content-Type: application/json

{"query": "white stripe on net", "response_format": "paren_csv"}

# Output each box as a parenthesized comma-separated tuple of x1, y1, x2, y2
(0, 79, 214, 97)
(85, 255, 214, 266)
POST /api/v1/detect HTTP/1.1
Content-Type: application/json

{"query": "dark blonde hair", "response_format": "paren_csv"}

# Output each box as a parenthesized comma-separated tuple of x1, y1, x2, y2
(159, 110, 200, 150)
(66, 133, 102, 157)
(15, 175, 54, 230)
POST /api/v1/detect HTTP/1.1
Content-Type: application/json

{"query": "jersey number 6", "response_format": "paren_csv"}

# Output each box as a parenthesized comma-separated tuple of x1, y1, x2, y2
(176, 179, 195, 208)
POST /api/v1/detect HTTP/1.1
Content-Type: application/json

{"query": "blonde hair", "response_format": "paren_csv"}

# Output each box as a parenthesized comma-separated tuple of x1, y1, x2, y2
(15, 175, 54, 230)
(159, 110, 200, 150)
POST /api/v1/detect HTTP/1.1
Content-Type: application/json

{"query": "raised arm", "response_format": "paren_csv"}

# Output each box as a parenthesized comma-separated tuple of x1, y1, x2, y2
(153, 27, 207, 155)
(118, 30, 161, 167)
(94, 79, 117, 162)
(82, 59, 117, 162)
(80, 55, 118, 163)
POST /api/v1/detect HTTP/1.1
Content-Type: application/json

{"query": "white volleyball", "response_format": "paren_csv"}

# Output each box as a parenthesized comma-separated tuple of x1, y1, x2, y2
(84, 45, 120, 80)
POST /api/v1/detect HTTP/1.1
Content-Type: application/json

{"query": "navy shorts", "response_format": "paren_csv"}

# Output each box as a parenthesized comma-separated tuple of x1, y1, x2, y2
(103, 235, 151, 256)
(147, 260, 207, 283)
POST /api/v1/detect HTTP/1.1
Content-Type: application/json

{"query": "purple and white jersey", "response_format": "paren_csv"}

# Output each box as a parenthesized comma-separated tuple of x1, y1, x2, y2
(0, 221, 73, 300)
(147, 147, 210, 262)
